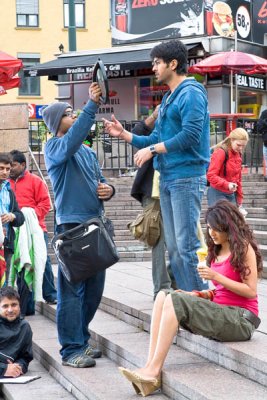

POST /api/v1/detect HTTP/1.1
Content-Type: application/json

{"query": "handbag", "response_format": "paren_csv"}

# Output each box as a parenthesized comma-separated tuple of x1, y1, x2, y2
(127, 199, 161, 247)
(51, 217, 119, 283)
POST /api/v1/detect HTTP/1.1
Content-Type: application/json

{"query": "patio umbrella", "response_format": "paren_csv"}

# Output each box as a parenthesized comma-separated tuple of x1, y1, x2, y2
(0, 51, 23, 94)
(188, 51, 267, 112)
(188, 51, 267, 75)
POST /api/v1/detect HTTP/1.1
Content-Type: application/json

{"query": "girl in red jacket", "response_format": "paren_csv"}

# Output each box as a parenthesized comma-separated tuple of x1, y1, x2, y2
(207, 128, 248, 212)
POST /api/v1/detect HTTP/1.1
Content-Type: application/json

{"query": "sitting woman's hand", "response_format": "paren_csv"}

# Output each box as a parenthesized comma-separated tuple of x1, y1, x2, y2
(197, 265, 217, 281)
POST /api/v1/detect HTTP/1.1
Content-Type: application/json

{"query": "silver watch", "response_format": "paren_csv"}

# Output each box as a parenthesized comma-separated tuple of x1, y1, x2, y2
(149, 145, 157, 155)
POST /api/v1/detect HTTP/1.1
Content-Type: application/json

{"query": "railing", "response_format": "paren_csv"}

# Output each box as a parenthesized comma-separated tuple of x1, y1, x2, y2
(29, 118, 263, 173)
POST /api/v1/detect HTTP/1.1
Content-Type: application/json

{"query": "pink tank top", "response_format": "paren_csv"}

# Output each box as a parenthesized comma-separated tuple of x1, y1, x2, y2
(211, 256, 259, 316)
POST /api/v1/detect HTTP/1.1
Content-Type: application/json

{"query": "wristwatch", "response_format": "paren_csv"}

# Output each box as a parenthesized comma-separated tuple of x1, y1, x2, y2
(149, 145, 157, 155)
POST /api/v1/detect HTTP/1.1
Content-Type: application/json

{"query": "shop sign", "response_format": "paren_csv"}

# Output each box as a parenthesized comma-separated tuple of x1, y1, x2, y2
(29, 104, 47, 119)
(36, 105, 47, 119)
(73, 78, 135, 121)
(66, 64, 121, 75)
(111, 0, 205, 45)
(236, 74, 266, 91)
(74, 69, 133, 81)
(28, 104, 36, 119)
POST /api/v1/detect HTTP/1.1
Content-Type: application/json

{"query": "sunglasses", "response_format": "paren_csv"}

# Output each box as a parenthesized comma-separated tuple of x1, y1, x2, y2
(63, 110, 77, 118)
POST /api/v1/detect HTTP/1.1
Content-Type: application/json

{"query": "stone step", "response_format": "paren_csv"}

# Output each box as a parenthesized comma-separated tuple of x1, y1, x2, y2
(48, 262, 267, 391)
(246, 218, 267, 231)
(0, 359, 75, 400)
(32, 301, 267, 400)
(27, 313, 168, 400)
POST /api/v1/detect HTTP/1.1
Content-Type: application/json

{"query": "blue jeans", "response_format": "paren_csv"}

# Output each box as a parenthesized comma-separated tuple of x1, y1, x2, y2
(56, 223, 106, 360)
(207, 186, 236, 207)
(42, 231, 57, 302)
(160, 175, 207, 291)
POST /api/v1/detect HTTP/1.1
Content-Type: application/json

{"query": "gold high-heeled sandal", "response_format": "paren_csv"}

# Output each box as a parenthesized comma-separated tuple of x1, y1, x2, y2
(118, 367, 161, 397)
(118, 367, 141, 394)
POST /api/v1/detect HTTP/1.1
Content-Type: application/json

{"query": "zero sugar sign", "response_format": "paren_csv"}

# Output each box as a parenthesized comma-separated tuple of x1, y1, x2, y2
(236, 5, 251, 39)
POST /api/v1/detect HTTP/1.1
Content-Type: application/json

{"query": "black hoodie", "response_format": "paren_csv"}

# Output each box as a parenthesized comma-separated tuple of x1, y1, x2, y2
(0, 315, 33, 376)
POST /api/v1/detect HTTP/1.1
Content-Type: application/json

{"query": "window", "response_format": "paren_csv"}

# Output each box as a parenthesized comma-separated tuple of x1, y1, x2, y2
(64, 0, 85, 28)
(18, 54, 40, 96)
(16, 0, 39, 27)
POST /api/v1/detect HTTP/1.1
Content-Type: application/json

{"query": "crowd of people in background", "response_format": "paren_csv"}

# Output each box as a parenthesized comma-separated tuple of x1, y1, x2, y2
(0, 39, 263, 395)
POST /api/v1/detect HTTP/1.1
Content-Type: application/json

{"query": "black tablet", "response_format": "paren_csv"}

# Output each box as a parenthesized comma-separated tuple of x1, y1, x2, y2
(92, 59, 109, 104)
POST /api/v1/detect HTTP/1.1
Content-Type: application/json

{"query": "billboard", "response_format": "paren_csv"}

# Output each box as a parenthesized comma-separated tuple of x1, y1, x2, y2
(205, 0, 252, 41)
(111, 0, 205, 45)
(111, 1, 267, 45)
(252, 0, 267, 44)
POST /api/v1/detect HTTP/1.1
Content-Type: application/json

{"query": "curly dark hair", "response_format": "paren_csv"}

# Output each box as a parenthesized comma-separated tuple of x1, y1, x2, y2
(150, 40, 188, 75)
(205, 200, 262, 279)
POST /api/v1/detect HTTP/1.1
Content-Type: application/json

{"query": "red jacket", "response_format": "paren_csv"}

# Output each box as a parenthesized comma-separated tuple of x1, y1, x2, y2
(9, 171, 50, 232)
(207, 147, 243, 205)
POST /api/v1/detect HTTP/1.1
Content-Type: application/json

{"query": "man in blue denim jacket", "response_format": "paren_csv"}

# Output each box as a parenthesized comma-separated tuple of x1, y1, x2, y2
(43, 83, 115, 368)
(104, 40, 210, 292)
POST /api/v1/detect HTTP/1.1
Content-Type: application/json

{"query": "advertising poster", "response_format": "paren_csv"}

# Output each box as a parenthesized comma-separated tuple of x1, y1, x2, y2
(204, 0, 252, 41)
(252, 0, 267, 44)
(73, 78, 136, 121)
(111, 0, 205, 45)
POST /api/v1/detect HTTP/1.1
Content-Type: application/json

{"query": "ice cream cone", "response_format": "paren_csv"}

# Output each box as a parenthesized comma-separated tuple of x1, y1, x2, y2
(196, 248, 208, 262)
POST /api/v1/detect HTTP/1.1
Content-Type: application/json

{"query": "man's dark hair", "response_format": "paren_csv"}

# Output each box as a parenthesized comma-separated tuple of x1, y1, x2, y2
(150, 40, 188, 75)
(10, 150, 26, 164)
(0, 286, 20, 302)
(0, 153, 11, 165)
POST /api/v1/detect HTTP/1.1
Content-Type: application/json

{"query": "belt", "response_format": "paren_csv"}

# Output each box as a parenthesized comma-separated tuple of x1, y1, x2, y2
(242, 309, 261, 329)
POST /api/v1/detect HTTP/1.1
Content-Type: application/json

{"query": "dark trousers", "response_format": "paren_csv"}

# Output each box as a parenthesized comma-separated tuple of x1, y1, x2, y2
(56, 223, 105, 360)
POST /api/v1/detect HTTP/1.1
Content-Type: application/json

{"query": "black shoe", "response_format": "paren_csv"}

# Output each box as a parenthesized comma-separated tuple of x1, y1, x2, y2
(62, 353, 96, 368)
(83, 344, 102, 359)
(45, 299, 57, 305)
(264, 176, 267, 182)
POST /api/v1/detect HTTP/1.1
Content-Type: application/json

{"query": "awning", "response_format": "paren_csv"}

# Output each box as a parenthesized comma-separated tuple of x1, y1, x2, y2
(24, 41, 207, 78)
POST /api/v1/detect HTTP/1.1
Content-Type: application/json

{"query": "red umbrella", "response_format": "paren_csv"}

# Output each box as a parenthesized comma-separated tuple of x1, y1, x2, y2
(0, 51, 23, 94)
(188, 51, 267, 113)
(0, 78, 21, 96)
(188, 51, 267, 75)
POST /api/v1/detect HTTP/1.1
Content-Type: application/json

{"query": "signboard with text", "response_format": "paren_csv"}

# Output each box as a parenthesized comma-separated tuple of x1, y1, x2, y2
(111, 0, 205, 45)
(111, 1, 266, 45)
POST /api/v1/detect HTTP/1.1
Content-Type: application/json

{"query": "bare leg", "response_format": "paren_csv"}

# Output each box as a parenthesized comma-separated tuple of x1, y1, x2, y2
(145, 291, 167, 367)
(136, 293, 178, 379)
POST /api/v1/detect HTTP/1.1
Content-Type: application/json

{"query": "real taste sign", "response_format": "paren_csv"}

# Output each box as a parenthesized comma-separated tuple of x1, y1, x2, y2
(236, 74, 266, 90)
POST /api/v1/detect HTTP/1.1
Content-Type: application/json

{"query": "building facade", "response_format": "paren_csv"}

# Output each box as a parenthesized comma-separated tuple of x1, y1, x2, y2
(0, 0, 111, 112)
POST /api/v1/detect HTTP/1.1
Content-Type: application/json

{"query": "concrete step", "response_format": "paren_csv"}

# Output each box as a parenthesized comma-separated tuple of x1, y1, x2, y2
(0, 359, 75, 400)
(32, 301, 267, 400)
(27, 313, 168, 400)
(48, 262, 267, 390)
(248, 219, 267, 232)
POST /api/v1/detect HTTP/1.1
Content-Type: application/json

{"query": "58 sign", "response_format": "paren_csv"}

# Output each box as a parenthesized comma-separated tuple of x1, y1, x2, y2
(236, 5, 251, 39)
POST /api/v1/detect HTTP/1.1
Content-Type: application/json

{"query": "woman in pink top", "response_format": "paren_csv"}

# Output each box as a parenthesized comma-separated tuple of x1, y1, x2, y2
(118, 200, 262, 397)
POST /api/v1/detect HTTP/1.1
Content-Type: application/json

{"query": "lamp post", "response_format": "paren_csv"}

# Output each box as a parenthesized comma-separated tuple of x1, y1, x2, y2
(68, 0, 76, 51)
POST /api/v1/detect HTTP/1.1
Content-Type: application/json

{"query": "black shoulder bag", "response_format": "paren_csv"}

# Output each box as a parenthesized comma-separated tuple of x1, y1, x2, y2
(51, 216, 119, 284)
